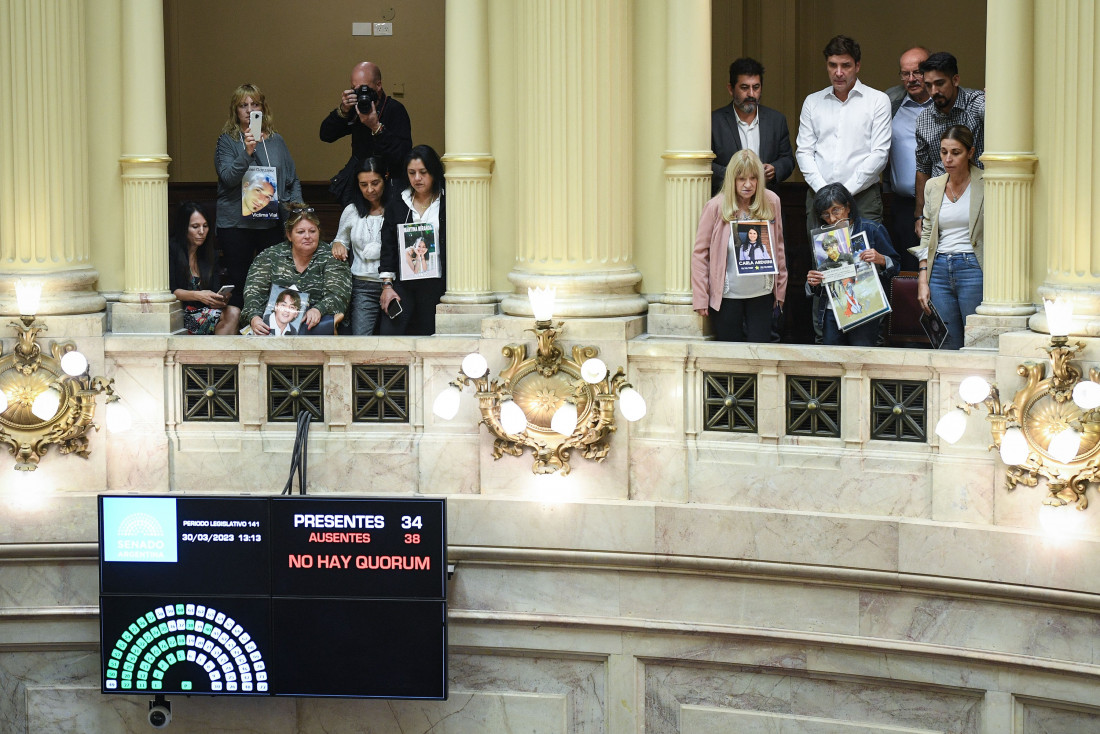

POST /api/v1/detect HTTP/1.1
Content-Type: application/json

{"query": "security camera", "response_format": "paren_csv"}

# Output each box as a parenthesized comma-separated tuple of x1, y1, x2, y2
(147, 697, 172, 729)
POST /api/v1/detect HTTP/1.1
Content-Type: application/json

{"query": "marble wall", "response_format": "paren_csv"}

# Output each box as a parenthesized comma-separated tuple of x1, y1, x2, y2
(4, 327, 1100, 732)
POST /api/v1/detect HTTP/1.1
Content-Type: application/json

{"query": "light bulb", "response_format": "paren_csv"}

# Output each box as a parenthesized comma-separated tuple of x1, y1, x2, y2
(499, 399, 528, 435)
(580, 358, 608, 384)
(106, 400, 132, 433)
(619, 387, 647, 422)
(31, 387, 61, 421)
(1072, 380, 1100, 411)
(550, 401, 578, 436)
(1048, 427, 1081, 464)
(60, 351, 88, 377)
(527, 286, 556, 322)
(1043, 299, 1073, 337)
(15, 279, 43, 316)
(461, 353, 488, 379)
(432, 385, 461, 420)
(958, 376, 991, 405)
(934, 408, 968, 444)
(999, 427, 1028, 466)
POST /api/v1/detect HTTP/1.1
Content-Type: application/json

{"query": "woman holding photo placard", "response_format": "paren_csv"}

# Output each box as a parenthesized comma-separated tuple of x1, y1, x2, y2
(692, 149, 787, 342)
(379, 145, 447, 336)
(215, 83, 302, 313)
(805, 183, 899, 346)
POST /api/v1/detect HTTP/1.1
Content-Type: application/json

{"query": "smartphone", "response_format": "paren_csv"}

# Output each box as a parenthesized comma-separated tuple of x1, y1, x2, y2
(249, 110, 262, 140)
(217, 285, 235, 298)
(386, 299, 404, 319)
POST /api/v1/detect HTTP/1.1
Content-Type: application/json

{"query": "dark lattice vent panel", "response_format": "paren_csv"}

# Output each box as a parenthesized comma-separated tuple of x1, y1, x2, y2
(786, 376, 841, 437)
(182, 365, 239, 422)
(871, 379, 927, 442)
(268, 365, 324, 422)
(353, 365, 409, 423)
(703, 372, 757, 433)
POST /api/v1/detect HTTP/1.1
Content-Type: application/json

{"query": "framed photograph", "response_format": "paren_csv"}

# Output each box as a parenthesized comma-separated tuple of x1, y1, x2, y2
(260, 285, 309, 336)
(398, 222, 441, 281)
(824, 263, 892, 332)
(810, 220, 854, 278)
(732, 220, 777, 276)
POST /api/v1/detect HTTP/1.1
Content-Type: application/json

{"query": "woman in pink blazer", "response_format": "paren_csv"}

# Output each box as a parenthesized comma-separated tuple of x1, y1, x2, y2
(692, 149, 787, 341)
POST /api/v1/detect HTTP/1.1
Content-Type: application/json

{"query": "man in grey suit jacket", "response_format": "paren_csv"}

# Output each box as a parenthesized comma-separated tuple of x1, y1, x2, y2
(711, 57, 795, 196)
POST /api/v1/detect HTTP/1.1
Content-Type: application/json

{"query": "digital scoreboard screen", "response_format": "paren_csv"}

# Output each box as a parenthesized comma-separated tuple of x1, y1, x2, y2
(99, 496, 446, 699)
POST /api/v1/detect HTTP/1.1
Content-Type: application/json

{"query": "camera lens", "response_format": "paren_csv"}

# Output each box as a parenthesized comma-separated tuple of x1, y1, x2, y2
(150, 711, 166, 726)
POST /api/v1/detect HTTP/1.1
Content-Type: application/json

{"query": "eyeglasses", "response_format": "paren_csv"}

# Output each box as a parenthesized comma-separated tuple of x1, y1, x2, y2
(288, 207, 315, 215)
(899, 70, 924, 80)
(822, 206, 849, 220)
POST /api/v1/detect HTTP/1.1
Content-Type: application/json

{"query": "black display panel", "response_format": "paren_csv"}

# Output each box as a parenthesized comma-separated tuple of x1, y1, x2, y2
(271, 599, 446, 698)
(98, 495, 447, 699)
(100, 497, 270, 596)
(271, 497, 445, 598)
(101, 595, 272, 694)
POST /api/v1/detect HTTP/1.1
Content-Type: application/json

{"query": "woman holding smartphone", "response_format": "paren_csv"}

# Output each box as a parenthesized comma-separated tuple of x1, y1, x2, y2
(331, 157, 389, 335)
(215, 83, 302, 316)
(169, 202, 239, 334)
(379, 145, 446, 336)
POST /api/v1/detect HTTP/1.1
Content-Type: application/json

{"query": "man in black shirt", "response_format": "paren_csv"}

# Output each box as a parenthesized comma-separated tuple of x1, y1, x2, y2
(320, 61, 413, 205)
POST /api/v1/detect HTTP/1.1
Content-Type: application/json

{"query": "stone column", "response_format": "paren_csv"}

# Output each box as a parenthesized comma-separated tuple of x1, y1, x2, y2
(649, 0, 714, 336)
(113, 0, 180, 334)
(1029, 0, 1100, 337)
(437, 0, 497, 335)
(966, 0, 1037, 347)
(499, 0, 647, 319)
(0, 0, 105, 319)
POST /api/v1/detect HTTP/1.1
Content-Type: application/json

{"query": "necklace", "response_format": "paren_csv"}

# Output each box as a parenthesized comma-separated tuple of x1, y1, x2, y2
(945, 176, 971, 203)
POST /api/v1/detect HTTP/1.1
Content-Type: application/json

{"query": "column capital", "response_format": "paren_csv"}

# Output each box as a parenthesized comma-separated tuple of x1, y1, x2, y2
(980, 153, 1038, 175)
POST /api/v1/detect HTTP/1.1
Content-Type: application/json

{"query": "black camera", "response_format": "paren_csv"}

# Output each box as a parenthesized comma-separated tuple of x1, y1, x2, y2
(354, 85, 379, 116)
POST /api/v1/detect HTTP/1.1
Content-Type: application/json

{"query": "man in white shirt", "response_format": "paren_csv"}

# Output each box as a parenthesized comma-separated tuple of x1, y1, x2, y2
(884, 46, 933, 269)
(796, 35, 892, 233)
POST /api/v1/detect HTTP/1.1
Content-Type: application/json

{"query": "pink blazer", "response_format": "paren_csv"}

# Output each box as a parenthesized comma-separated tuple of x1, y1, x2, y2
(691, 189, 787, 312)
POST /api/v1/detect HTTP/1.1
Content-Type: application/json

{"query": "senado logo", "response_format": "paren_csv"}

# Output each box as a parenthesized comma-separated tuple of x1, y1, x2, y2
(117, 513, 167, 555)
(103, 498, 178, 563)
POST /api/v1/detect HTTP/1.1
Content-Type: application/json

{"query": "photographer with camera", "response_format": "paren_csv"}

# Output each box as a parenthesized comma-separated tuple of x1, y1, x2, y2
(320, 61, 412, 207)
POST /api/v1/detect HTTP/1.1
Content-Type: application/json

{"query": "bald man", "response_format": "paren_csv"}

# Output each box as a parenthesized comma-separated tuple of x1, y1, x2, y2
(884, 46, 932, 267)
(320, 61, 413, 205)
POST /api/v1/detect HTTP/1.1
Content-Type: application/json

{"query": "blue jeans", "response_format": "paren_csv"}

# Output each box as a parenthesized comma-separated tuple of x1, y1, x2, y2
(929, 252, 983, 350)
(348, 278, 383, 335)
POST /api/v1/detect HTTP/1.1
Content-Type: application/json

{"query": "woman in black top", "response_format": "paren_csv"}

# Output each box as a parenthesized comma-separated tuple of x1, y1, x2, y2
(169, 202, 239, 334)
(379, 145, 446, 336)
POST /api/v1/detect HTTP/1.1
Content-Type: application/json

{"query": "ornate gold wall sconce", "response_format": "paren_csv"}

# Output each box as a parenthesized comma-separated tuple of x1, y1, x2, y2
(0, 280, 130, 472)
(432, 288, 646, 475)
(935, 300, 1100, 509)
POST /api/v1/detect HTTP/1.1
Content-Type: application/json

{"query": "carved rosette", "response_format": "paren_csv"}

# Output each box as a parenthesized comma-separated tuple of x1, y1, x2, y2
(451, 323, 626, 474)
(992, 342, 1100, 509)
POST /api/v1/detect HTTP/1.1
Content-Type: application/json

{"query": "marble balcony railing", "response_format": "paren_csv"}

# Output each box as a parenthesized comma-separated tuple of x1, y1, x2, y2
(91, 332, 1072, 529)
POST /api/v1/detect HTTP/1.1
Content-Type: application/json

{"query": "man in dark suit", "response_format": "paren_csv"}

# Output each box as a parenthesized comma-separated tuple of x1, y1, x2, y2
(711, 58, 795, 195)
